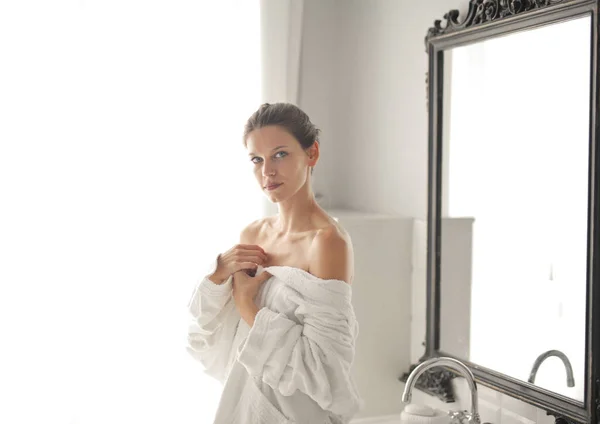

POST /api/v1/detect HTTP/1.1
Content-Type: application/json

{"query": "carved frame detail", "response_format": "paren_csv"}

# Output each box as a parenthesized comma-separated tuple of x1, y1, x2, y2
(425, 0, 572, 44)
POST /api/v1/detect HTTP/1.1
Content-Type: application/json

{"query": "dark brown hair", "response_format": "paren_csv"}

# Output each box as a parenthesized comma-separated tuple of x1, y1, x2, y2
(243, 102, 320, 150)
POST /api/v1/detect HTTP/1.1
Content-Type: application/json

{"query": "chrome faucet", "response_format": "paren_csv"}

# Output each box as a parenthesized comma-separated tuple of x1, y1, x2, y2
(402, 357, 481, 424)
(528, 349, 575, 387)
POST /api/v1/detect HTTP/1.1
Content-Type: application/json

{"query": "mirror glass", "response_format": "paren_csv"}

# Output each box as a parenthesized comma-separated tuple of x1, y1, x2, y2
(439, 15, 591, 402)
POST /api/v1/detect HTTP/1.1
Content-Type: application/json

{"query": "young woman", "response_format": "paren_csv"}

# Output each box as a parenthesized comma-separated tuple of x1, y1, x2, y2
(187, 103, 362, 424)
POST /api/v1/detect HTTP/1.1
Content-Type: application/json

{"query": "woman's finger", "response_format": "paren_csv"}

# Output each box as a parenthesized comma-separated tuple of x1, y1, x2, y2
(235, 261, 258, 273)
(236, 244, 266, 254)
(238, 250, 267, 263)
(254, 271, 272, 284)
(240, 254, 266, 265)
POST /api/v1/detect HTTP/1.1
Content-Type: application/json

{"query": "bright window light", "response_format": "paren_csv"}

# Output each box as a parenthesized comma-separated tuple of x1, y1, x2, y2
(0, 1, 262, 423)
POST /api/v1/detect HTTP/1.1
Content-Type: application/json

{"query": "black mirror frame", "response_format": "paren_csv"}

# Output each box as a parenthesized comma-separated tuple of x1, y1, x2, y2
(422, 1, 600, 423)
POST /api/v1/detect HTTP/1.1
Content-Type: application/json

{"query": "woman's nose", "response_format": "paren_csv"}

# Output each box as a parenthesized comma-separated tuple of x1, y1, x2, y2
(262, 163, 276, 177)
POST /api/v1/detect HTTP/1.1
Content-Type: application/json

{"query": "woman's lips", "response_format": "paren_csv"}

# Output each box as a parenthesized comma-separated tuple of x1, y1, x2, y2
(265, 183, 282, 191)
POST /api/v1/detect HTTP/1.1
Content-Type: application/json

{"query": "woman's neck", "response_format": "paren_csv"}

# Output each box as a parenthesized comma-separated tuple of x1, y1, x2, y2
(274, 186, 322, 234)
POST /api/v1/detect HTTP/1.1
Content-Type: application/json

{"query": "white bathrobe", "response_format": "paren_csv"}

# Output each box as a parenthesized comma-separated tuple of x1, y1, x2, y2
(186, 261, 363, 424)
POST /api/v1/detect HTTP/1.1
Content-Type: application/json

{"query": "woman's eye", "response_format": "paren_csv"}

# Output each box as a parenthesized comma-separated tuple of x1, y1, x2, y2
(274, 151, 287, 159)
(251, 157, 262, 164)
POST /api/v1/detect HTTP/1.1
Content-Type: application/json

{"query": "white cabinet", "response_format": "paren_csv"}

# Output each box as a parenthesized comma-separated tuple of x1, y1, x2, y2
(328, 210, 416, 419)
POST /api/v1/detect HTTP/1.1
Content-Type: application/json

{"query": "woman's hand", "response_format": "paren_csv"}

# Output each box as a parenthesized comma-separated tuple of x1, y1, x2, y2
(232, 270, 272, 304)
(209, 244, 267, 284)
(232, 270, 272, 326)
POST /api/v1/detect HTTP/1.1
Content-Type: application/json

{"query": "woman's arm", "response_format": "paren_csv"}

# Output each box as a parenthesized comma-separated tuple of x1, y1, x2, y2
(186, 223, 263, 382)
(186, 270, 241, 383)
(235, 230, 361, 418)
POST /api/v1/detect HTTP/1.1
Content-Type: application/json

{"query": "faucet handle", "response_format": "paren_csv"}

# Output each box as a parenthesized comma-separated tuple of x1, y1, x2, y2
(448, 410, 470, 424)
(448, 410, 481, 424)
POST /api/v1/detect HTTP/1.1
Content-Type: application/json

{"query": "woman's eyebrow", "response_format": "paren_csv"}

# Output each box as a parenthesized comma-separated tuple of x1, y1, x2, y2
(248, 145, 287, 155)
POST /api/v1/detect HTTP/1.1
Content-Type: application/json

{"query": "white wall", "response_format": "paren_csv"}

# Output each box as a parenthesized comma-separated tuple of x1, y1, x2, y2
(297, 0, 338, 210)
(299, 1, 561, 422)
(301, 0, 435, 216)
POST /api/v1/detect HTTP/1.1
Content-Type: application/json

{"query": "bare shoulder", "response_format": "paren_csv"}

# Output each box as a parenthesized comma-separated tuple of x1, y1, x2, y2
(308, 223, 354, 284)
(239, 217, 270, 243)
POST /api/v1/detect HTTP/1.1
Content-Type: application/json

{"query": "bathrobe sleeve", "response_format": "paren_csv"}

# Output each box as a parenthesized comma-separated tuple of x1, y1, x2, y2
(186, 270, 241, 383)
(235, 300, 361, 418)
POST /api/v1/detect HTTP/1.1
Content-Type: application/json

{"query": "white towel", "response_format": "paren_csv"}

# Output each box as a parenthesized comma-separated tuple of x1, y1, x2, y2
(187, 264, 364, 424)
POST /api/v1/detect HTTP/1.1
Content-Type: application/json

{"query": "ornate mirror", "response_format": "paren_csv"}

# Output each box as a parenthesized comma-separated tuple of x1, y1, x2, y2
(421, 1, 600, 422)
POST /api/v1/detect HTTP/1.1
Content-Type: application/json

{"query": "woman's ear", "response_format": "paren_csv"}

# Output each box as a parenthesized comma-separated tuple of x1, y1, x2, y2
(307, 141, 320, 166)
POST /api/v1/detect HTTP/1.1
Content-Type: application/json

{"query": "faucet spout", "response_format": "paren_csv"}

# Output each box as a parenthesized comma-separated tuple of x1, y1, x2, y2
(528, 349, 575, 387)
(402, 357, 480, 423)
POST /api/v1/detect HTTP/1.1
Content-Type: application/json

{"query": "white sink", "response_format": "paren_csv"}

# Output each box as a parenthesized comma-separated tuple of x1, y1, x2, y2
(350, 414, 403, 424)
(351, 409, 451, 424)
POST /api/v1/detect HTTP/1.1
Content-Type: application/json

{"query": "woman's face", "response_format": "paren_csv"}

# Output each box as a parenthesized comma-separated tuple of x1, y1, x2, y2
(245, 125, 318, 203)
